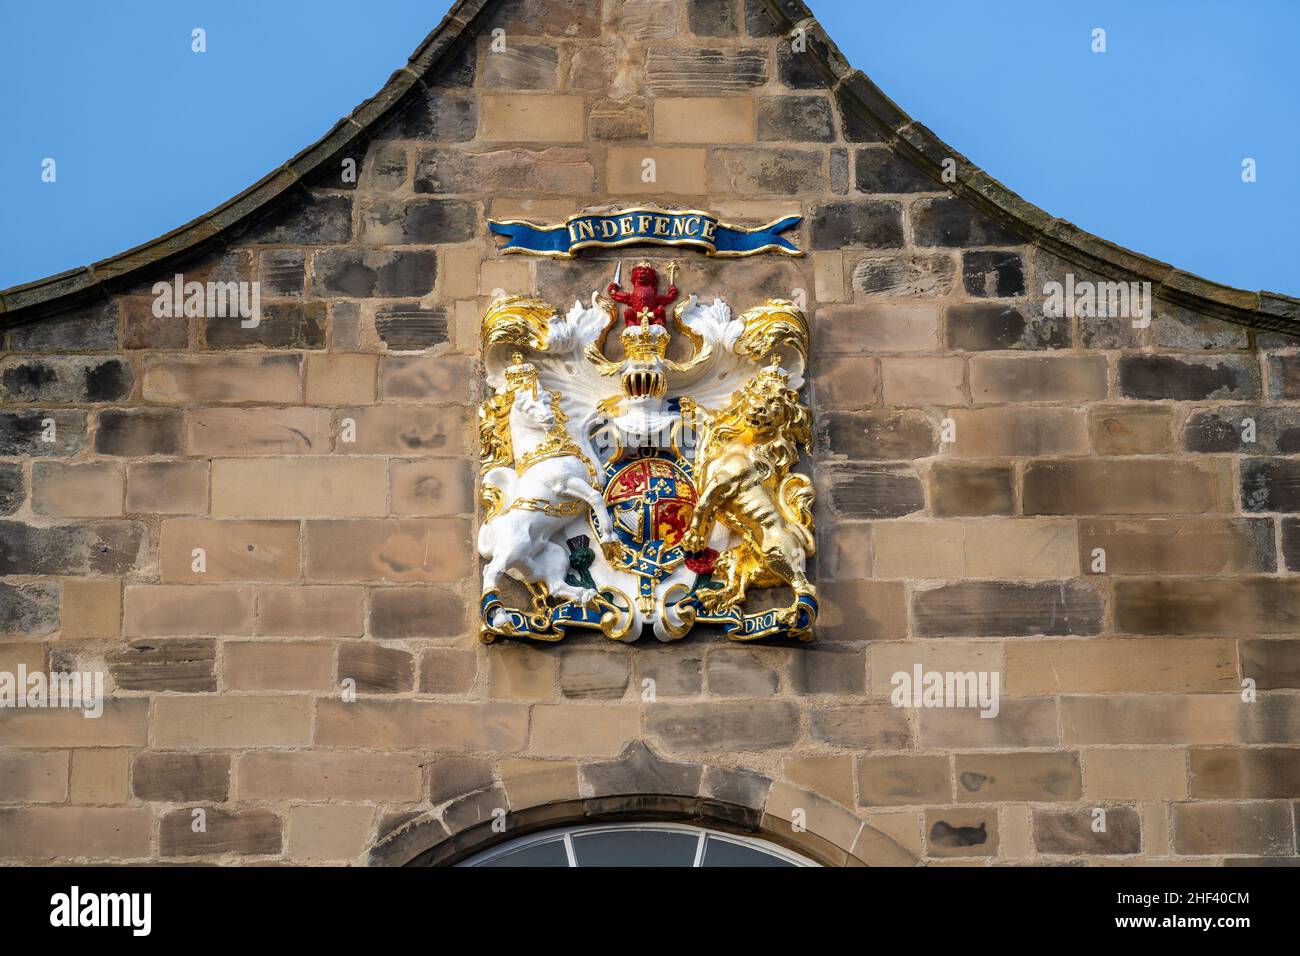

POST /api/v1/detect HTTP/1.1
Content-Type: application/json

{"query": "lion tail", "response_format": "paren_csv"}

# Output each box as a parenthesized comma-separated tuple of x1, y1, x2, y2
(777, 473, 816, 556)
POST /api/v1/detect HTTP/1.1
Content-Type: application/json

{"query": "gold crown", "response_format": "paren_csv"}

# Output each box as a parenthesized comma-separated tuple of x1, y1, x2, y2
(621, 324, 670, 362)
(745, 355, 791, 394)
(505, 351, 539, 395)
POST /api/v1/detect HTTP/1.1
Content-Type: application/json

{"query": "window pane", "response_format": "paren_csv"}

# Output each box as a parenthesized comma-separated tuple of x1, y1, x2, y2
(700, 836, 797, 867)
(571, 829, 699, 867)
(475, 838, 570, 867)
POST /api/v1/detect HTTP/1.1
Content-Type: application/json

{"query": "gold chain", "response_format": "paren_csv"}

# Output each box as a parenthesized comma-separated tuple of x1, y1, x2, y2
(506, 497, 583, 518)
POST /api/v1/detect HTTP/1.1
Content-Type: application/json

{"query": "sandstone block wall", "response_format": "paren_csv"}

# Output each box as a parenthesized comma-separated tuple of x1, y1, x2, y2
(0, 0, 1296, 865)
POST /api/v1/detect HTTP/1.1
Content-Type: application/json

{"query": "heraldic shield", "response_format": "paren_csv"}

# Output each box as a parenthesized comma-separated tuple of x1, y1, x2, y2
(476, 262, 817, 644)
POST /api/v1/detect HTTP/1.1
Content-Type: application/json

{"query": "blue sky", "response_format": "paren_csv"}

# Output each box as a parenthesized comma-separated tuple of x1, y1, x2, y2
(1, 0, 1296, 294)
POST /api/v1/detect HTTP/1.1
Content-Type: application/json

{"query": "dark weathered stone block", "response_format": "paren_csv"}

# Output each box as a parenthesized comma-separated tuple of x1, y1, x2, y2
(646, 701, 801, 750)
(1190, 748, 1300, 799)
(258, 250, 305, 297)
(414, 145, 594, 196)
(791, 645, 866, 695)
(962, 251, 1025, 297)
(384, 93, 478, 141)
(757, 95, 834, 141)
(83, 359, 131, 402)
(94, 409, 182, 456)
(429, 40, 476, 87)
(313, 250, 437, 298)
(821, 410, 937, 460)
(483, 0, 602, 38)
(689, 0, 740, 36)
(913, 581, 1104, 637)
(581, 741, 702, 797)
(8, 302, 118, 352)
(374, 304, 450, 350)
(1268, 354, 1300, 400)
(825, 465, 925, 518)
(1182, 407, 1300, 454)
(1241, 458, 1300, 512)
(204, 301, 326, 349)
(633, 650, 702, 697)
(710, 147, 824, 195)
(1284, 519, 1300, 571)
(647, 48, 767, 92)
(833, 85, 884, 142)
(370, 587, 464, 638)
(1119, 354, 1260, 401)
(338, 643, 414, 693)
(442, 785, 510, 834)
(814, 703, 911, 748)
(159, 807, 282, 857)
(0, 520, 146, 575)
(1025, 459, 1229, 516)
(850, 253, 955, 297)
(829, 146, 849, 194)
(0, 582, 58, 635)
(929, 463, 1015, 517)
(1, 357, 131, 404)
(809, 201, 904, 250)
(1078, 311, 1142, 350)
(854, 147, 936, 193)
(0, 464, 23, 516)
(121, 298, 189, 349)
(1153, 304, 1249, 350)
(132, 752, 231, 802)
(1, 362, 58, 401)
(1034, 807, 1140, 855)
(1113, 578, 1300, 635)
(776, 44, 823, 89)
(108, 639, 216, 692)
(702, 765, 770, 810)
(482, 44, 559, 89)
(912, 196, 1023, 247)
(429, 755, 493, 805)
(946, 303, 1067, 350)
(742, 0, 782, 36)
(245, 192, 353, 244)
(0, 411, 87, 457)
(1241, 638, 1300, 689)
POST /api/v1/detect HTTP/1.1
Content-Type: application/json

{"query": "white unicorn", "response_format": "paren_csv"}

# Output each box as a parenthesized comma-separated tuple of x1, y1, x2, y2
(477, 357, 619, 618)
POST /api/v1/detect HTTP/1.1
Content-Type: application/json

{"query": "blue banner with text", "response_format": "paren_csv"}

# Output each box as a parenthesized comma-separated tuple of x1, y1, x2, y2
(489, 209, 802, 258)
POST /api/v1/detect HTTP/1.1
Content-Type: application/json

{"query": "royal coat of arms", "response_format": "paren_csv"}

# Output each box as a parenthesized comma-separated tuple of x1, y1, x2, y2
(476, 262, 816, 643)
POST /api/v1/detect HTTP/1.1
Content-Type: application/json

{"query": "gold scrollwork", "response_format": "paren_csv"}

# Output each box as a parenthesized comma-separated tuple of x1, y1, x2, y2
(481, 294, 557, 352)
(736, 299, 809, 366)
(657, 582, 696, 641)
(592, 586, 634, 641)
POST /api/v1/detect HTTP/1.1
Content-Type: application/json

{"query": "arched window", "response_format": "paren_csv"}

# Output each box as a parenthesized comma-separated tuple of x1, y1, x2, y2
(459, 822, 819, 868)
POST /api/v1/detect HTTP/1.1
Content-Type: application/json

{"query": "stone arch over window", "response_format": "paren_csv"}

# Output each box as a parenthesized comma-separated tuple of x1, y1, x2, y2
(368, 742, 918, 867)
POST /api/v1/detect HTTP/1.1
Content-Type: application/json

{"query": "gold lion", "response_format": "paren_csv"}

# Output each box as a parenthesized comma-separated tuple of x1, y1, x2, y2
(681, 360, 816, 625)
